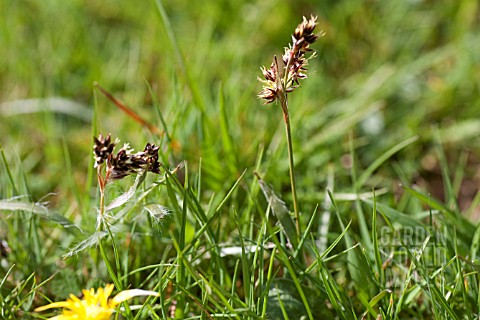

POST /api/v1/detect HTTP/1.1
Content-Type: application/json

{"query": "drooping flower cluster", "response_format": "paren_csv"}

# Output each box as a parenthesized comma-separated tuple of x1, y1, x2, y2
(258, 15, 321, 104)
(35, 283, 159, 320)
(93, 134, 161, 182)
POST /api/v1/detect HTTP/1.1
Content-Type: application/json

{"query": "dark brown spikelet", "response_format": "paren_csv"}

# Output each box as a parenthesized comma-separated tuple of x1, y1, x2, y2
(107, 145, 147, 180)
(93, 134, 116, 168)
(143, 143, 161, 174)
(293, 15, 319, 51)
(93, 134, 162, 181)
(107, 144, 162, 180)
(258, 58, 280, 104)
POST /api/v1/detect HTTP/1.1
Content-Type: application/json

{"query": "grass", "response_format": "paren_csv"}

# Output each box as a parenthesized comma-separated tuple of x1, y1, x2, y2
(1, 0, 480, 319)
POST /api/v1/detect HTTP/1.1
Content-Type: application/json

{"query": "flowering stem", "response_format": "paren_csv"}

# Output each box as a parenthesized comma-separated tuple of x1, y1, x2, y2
(99, 189, 105, 216)
(278, 90, 301, 239)
(258, 15, 320, 244)
(97, 170, 106, 230)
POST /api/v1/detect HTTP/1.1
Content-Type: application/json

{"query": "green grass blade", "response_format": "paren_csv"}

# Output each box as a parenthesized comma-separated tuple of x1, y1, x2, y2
(348, 133, 372, 250)
(0, 144, 18, 195)
(268, 228, 313, 320)
(0, 199, 80, 231)
(256, 174, 298, 249)
(362, 200, 424, 229)
(433, 130, 460, 212)
(293, 204, 319, 259)
(234, 216, 252, 310)
(328, 189, 375, 305)
(218, 82, 237, 175)
(371, 193, 385, 286)
(153, 0, 206, 114)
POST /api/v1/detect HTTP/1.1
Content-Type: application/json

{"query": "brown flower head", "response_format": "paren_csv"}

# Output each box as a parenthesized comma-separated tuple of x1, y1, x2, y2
(93, 135, 162, 181)
(107, 144, 147, 180)
(293, 15, 319, 52)
(258, 15, 322, 104)
(257, 57, 280, 104)
(93, 134, 116, 168)
(143, 143, 161, 174)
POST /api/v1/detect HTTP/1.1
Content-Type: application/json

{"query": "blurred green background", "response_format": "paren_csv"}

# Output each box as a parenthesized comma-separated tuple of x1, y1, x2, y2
(2, 1, 480, 318)
(1, 0, 480, 215)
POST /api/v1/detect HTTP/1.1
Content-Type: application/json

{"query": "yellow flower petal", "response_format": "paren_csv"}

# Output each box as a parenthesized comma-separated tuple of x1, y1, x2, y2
(36, 284, 158, 320)
(35, 301, 75, 312)
(111, 289, 159, 305)
(48, 315, 79, 320)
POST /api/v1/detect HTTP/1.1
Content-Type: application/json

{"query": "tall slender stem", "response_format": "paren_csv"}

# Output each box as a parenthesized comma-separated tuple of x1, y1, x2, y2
(274, 54, 301, 239)
(258, 16, 319, 243)
(280, 96, 301, 238)
(97, 170, 106, 230)
(99, 187, 105, 216)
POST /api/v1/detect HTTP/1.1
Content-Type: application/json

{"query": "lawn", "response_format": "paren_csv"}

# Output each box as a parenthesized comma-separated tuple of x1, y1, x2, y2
(1, 0, 480, 319)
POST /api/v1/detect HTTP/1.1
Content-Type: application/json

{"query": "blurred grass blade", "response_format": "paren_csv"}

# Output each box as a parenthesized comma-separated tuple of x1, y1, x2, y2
(438, 119, 480, 144)
(356, 136, 418, 189)
(470, 223, 480, 262)
(268, 234, 314, 320)
(403, 186, 454, 214)
(403, 186, 475, 245)
(153, 0, 206, 114)
(0, 145, 18, 195)
(362, 200, 424, 229)
(371, 194, 384, 286)
(234, 217, 251, 308)
(433, 130, 460, 212)
(328, 190, 375, 304)
(317, 165, 334, 252)
(330, 188, 389, 201)
(0, 98, 92, 121)
(145, 80, 172, 144)
(11, 272, 35, 314)
(97, 227, 128, 316)
(305, 220, 353, 275)
(62, 139, 83, 217)
(218, 82, 237, 175)
(0, 198, 80, 231)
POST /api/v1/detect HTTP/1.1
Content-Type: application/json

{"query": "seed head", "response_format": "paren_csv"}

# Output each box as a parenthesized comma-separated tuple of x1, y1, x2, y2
(143, 143, 161, 174)
(93, 134, 116, 168)
(93, 134, 162, 181)
(258, 15, 322, 104)
(107, 146, 147, 180)
(257, 58, 280, 104)
(293, 15, 319, 51)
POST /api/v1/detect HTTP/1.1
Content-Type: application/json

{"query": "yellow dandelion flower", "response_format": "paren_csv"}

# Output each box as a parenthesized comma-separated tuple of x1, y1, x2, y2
(35, 283, 159, 320)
